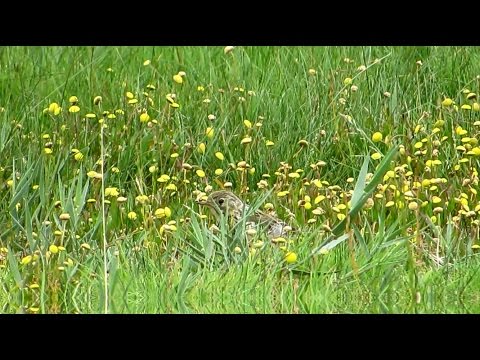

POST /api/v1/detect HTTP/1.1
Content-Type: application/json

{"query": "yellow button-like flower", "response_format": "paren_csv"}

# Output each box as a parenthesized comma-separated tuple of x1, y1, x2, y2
(205, 127, 214, 139)
(49, 244, 59, 254)
(157, 174, 170, 183)
(197, 142, 206, 154)
(285, 252, 297, 264)
(372, 132, 383, 142)
(408, 202, 418, 210)
(105, 187, 119, 197)
(196, 169, 206, 178)
(74, 152, 84, 161)
(21, 255, 33, 265)
(215, 152, 224, 161)
(155, 207, 172, 219)
(59, 213, 70, 221)
(241, 136, 252, 145)
(243, 119, 252, 128)
(371, 152, 382, 160)
(140, 113, 150, 122)
(68, 105, 80, 113)
(442, 98, 453, 107)
(173, 74, 183, 84)
(135, 195, 149, 204)
(127, 211, 137, 220)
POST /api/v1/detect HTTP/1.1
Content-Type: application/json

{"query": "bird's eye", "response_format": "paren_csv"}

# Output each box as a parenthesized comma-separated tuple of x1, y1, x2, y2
(218, 198, 225, 205)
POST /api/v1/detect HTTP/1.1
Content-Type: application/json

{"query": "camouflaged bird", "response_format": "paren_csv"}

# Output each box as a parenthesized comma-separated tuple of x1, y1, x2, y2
(197, 190, 293, 239)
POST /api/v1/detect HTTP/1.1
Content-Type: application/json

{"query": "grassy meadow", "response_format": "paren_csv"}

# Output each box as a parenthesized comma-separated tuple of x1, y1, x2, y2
(1, 46, 480, 313)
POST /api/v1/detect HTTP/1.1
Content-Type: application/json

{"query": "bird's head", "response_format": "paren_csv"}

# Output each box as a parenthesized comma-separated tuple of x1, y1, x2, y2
(197, 190, 245, 219)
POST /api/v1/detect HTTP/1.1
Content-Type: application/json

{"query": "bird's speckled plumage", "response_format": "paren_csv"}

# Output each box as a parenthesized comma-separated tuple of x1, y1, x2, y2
(197, 190, 292, 238)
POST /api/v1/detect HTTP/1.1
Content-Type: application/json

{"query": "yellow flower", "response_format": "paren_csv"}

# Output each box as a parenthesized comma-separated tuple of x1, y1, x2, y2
(143, 59, 151, 66)
(196, 169, 206, 178)
(69, 96, 78, 104)
(173, 74, 183, 84)
(408, 202, 418, 211)
(277, 191, 290, 197)
(372, 132, 383, 142)
(87, 171, 102, 179)
(241, 136, 252, 145)
(285, 252, 297, 264)
(243, 119, 252, 128)
(155, 207, 172, 219)
(197, 142, 206, 154)
(343, 77, 353, 86)
(127, 211, 137, 220)
(68, 105, 80, 113)
(314, 195, 325, 204)
(140, 113, 150, 123)
(471, 147, 480, 156)
(473, 103, 480, 112)
(265, 140, 275, 146)
(371, 152, 382, 160)
(308, 68, 317, 75)
(442, 98, 453, 106)
(215, 168, 223, 176)
(215, 152, 224, 160)
(74, 152, 84, 161)
(205, 127, 214, 139)
(312, 179, 323, 188)
(21, 255, 33, 265)
(48, 102, 61, 115)
(59, 213, 70, 221)
(49, 244, 59, 254)
(136, 195, 149, 204)
(165, 184, 177, 191)
(105, 187, 119, 197)
(157, 174, 170, 183)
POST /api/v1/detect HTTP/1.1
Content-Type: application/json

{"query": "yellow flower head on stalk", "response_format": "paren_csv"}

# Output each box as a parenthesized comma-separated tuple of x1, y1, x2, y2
(105, 187, 119, 197)
(205, 127, 214, 139)
(372, 132, 383, 142)
(244, 120, 252, 129)
(69, 105, 80, 113)
(442, 98, 453, 107)
(48, 102, 62, 115)
(140, 113, 150, 122)
(136, 195, 149, 204)
(155, 207, 172, 219)
(173, 74, 183, 84)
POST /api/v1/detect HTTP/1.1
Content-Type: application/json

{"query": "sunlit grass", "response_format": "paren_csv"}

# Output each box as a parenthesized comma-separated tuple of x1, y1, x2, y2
(1, 46, 480, 313)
